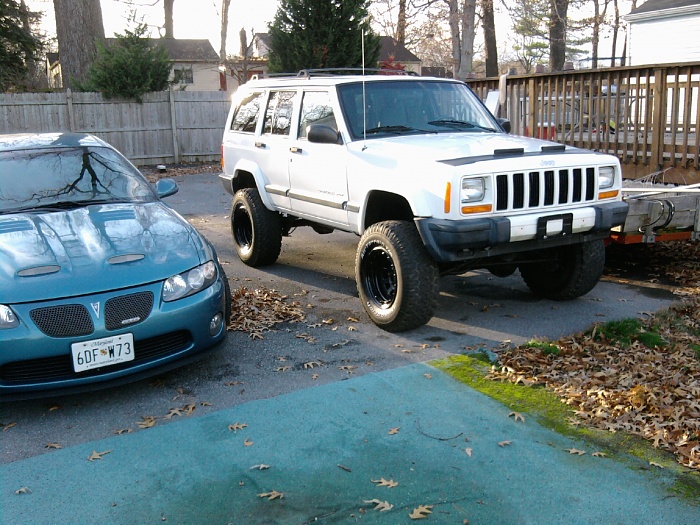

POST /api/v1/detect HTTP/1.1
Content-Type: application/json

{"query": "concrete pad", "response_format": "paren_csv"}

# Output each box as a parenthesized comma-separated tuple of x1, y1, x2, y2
(2, 364, 696, 524)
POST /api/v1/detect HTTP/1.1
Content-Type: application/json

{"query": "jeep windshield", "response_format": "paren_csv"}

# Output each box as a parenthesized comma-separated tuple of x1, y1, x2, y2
(337, 79, 500, 140)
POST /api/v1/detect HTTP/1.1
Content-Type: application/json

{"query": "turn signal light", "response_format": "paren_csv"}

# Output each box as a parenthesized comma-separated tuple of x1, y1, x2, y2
(461, 204, 493, 214)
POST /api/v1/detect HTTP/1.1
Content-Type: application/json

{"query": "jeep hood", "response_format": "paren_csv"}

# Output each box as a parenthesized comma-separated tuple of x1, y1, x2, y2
(0, 202, 207, 303)
(355, 132, 573, 163)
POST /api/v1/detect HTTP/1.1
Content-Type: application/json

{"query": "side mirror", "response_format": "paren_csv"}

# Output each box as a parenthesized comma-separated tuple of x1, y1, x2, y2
(308, 124, 343, 145)
(497, 118, 511, 134)
(155, 177, 179, 198)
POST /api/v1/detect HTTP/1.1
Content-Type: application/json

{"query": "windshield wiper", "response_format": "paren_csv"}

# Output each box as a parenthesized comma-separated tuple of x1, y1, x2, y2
(364, 125, 433, 135)
(2, 198, 131, 214)
(428, 119, 497, 132)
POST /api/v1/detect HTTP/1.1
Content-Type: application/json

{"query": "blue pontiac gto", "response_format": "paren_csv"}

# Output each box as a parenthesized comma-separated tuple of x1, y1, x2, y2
(0, 133, 230, 399)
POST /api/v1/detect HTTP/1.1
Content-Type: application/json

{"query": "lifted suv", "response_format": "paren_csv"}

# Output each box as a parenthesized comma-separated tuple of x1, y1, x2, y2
(221, 70, 628, 332)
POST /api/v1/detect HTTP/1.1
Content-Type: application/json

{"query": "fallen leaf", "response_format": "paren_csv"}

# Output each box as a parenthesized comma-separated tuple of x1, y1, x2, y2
(88, 450, 112, 461)
(409, 505, 433, 519)
(388, 427, 400, 435)
(225, 381, 244, 386)
(137, 416, 157, 429)
(48, 405, 61, 412)
(592, 451, 607, 458)
(322, 318, 335, 325)
(44, 443, 62, 449)
(509, 412, 525, 423)
(424, 374, 432, 380)
(114, 428, 132, 435)
(364, 499, 393, 512)
(250, 464, 270, 470)
(244, 438, 254, 447)
(465, 447, 473, 457)
(498, 441, 512, 447)
(347, 317, 360, 322)
(371, 478, 398, 488)
(229, 423, 248, 432)
(14, 487, 31, 495)
(258, 490, 284, 500)
(2, 422, 17, 431)
(303, 361, 322, 369)
(348, 326, 357, 331)
(274, 366, 291, 372)
(312, 374, 319, 380)
(200, 401, 212, 407)
(164, 408, 182, 419)
(566, 448, 586, 456)
(338, 365, 357, 373)
(649, 461, 665, 469)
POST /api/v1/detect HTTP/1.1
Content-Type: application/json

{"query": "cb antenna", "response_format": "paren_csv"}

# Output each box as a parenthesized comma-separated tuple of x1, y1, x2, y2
(362, 30, 367, 148)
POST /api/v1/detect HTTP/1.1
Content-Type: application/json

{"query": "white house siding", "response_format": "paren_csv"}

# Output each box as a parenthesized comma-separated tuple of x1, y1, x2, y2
(627, 6, 700, 66)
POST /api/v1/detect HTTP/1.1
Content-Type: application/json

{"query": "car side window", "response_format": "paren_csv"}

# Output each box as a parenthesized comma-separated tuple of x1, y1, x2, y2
(263, 91, 297, 136)
(231, 91, 264, 133)
(298, 91, 337, 139)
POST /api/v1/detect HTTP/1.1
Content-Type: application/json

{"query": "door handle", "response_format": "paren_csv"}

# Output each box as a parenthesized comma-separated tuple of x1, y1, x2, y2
(290, 146, 302, 154)
(255, 141, 266, 148)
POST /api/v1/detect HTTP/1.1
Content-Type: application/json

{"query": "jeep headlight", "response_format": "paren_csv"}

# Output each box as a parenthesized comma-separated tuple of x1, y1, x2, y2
(162, 261, 217, 302)
(599, 166, 615, 189)
(0, 305, 18, 329)
(461, 178, 485, 203)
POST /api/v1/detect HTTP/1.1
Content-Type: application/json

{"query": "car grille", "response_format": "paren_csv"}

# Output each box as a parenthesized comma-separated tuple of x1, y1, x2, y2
(105, 292, 154, 331)
(30, 305, 94, 338)
(0, 331, 193, 385)
(495, 167, 596, 211)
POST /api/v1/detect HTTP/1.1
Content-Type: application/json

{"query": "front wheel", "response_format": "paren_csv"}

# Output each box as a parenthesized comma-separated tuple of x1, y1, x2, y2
(519, 239, 606, 300)
(230, 188, 282, 267)
(355, 221, 439, 332)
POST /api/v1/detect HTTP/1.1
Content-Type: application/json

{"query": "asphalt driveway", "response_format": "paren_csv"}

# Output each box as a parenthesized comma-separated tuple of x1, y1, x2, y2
(1, 171, 696, 524)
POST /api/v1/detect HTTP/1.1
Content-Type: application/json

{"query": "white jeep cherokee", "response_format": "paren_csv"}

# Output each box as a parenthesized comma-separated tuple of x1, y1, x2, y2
(221, 70, 628, 332)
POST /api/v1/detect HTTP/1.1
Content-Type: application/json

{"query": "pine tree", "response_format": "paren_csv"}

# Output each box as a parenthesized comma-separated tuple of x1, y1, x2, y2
(81, 22, 172, 102)
(0, 0, 42, 92)
(267, 0, 380, 73)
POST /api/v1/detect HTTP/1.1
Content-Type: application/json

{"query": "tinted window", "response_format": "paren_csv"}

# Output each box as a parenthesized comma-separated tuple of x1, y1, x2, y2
(0, 147, 156, 213)
(231, 91, 264, 132)
(263, 91, 297, 136)
(299, 91, 337, 139)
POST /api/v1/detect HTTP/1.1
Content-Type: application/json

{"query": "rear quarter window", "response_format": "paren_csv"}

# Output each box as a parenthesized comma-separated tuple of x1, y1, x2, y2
(231, 91, 265, 132)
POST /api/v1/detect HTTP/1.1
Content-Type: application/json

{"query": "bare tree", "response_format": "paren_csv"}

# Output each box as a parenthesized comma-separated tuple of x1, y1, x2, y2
(53, 0, 105, 88)
(549, 0, 569, 71)
(164, 0, 174, 38)
(482, 0, 499, 76)
(590, 0, 610, 68)
(396, 0, 407, 44)
(220, 0, 231, 61)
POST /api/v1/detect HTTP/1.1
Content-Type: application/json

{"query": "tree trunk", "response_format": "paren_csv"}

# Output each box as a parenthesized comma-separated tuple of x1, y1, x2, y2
(396, 0, 407, 44)
(611, 0, 620, 66)
(164, 0, 175, 38)
(53, 0, 105, 88)
(456, 0, 476, 79)
(482, 0, 498, 77)
(549, 0, 568, 71)
(220, 0, 232, 61)
(447, 0, 460, 78)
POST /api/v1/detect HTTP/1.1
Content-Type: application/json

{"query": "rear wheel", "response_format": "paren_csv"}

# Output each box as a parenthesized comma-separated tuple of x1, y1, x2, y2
(519, 239, 605, 300)
(230, 188, 282, 267)
(355, 221, 439, 332)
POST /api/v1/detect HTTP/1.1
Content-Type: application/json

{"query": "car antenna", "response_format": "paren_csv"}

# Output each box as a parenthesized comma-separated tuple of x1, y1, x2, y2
(362, 30, 367, 150)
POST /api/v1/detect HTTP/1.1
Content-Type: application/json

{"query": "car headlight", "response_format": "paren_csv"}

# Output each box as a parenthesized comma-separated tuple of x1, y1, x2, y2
(461, 177, 485, 203)
(0, 305, 19, 329)
(162, 261, 218, 302)
(599, 166, 615, 189)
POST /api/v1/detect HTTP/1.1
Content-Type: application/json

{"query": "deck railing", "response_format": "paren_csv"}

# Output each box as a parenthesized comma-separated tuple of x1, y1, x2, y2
(467, 63, 700, 184)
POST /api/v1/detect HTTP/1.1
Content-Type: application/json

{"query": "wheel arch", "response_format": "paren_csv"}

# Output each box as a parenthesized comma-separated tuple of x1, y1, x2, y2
(363, 190, 415, 230)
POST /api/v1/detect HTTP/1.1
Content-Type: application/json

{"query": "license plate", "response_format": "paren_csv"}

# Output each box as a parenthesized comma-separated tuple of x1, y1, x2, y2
(71, 333, 134, 373)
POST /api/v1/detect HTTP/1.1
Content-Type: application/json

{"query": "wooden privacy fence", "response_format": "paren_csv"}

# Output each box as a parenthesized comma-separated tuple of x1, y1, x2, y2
(468, 62, 700, 185)
(0, 88, 231, 166)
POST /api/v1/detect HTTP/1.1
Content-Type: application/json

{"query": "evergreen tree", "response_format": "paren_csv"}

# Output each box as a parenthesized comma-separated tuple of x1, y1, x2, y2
(267, 0, 380, 73)
(81, 22, 172, 102)
(0, 0, 43, 92)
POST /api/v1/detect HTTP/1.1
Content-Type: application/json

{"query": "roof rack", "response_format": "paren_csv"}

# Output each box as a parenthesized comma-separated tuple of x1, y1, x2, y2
(249, 68, 419, 81)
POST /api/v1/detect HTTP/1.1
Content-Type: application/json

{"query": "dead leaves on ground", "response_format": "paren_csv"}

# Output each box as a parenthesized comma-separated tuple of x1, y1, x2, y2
(88, 450, 112, 461)
(258, 490, 284, 500)
(488, 292, 700, 470)
(409, 505, 433, 519)
(229, 286, 306, 337)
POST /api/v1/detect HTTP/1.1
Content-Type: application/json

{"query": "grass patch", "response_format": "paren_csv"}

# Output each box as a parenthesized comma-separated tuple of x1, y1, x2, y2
(590, 318, 667, 349)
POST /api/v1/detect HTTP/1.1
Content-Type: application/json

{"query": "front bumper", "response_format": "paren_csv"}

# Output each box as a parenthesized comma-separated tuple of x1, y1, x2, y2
(416, 201, 629, 263)
(0, 272, 228, 399)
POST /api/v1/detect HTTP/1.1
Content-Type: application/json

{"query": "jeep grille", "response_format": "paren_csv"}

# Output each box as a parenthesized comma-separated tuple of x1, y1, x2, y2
(495, 167, 595, 211)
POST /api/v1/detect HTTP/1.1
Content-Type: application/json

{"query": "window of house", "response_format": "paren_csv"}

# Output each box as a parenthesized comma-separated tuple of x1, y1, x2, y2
(173, 67, 194, 85)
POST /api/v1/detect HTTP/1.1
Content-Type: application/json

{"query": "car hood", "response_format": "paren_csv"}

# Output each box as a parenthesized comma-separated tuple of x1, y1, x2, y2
(356, 132, 576, 163)
(0, 202, 207, 303)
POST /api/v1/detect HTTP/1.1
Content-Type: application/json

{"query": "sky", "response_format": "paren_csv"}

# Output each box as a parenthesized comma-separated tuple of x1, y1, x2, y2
(30, 0, 280, 55)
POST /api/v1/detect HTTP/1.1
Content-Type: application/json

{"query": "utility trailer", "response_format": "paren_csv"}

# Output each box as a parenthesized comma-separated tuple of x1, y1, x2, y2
(611, 180, 700, 244)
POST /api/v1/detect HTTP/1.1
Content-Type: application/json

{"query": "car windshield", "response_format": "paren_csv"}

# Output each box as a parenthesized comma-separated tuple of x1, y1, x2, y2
(337, 79, 500, 140)
(0, 146, 157, 214)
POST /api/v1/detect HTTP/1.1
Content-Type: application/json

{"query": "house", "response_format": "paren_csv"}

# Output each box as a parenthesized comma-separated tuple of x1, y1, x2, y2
(47, 38, 226, 91)
(625, 0, 700, 65)
(378, 36, 421, 74)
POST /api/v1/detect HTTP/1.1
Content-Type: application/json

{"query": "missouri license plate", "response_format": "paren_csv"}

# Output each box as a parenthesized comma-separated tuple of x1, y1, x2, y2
(71, 333, 134, 372)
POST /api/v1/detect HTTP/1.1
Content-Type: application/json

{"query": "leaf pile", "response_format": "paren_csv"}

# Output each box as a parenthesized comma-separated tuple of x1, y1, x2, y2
(488, 295, 700, 470)
(228, 286, 306, 336)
